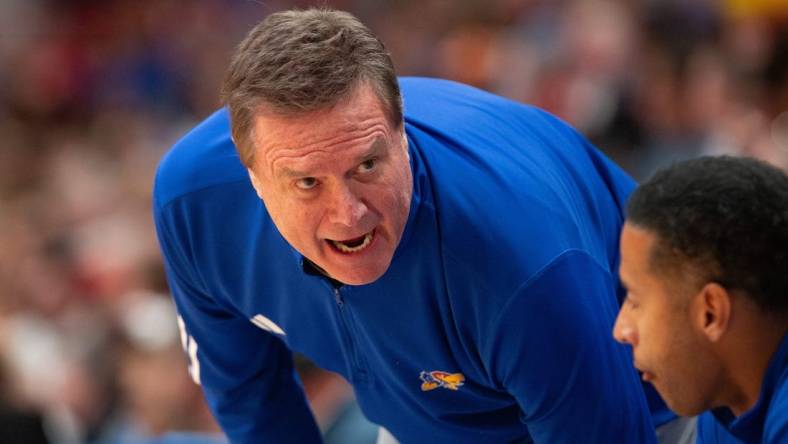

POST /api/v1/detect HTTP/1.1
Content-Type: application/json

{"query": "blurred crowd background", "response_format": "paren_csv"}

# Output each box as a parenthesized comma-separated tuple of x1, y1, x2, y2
(0, 0, 786, 443)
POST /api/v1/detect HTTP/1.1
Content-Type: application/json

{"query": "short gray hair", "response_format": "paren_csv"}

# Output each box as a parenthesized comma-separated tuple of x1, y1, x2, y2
(221, 8, 402, 167)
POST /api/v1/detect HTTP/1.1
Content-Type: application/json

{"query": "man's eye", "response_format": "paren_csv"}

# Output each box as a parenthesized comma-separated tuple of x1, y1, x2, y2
(296, 177, 318, 190)
(357, 159, 377, 174)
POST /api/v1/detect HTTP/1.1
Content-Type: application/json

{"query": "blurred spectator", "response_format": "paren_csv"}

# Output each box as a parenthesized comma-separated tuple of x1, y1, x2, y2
(106, 291, 223, 444)
(0, 358, 50, 444)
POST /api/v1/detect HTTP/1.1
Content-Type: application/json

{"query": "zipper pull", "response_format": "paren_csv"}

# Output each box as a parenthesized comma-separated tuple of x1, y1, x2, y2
(333, 288, 344, 306)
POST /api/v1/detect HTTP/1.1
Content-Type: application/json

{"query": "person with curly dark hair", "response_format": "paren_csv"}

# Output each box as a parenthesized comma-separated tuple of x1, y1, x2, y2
(614, 156, 788, 443)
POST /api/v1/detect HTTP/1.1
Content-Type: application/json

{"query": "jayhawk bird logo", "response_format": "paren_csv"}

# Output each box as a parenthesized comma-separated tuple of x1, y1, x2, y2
(420, 370, 465, 391)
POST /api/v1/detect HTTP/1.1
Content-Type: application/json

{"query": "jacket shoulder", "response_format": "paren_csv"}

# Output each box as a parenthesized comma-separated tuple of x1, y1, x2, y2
(154, 108, 247, 210)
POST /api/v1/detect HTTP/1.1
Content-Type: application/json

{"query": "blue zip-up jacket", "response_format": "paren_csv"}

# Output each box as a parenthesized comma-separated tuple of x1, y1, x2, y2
(153, 78, 668, 443)
(696, 334, 788, 444)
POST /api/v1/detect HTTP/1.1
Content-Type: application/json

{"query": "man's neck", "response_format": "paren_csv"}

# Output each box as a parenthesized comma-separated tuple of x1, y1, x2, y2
(721, 315, 786, 416)
(302, 258, 344, 288)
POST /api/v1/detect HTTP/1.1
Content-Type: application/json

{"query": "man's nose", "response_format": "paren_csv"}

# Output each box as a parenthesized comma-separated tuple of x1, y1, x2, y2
(613, 310, 638, 346)
(328, 185, 368, 227)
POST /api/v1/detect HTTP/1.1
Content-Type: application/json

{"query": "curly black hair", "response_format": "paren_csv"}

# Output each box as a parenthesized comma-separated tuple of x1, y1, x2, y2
(627, 156, 788, 314)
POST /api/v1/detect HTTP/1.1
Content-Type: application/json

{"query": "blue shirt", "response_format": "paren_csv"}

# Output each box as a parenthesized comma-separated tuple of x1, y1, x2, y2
(153, 78, 668, 443)
(697, 334, 788, 444)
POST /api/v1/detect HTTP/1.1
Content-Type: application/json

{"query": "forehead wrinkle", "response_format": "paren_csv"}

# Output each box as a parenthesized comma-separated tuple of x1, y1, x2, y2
(298, 119, 389, 151)
(272, 149, 337, 178)
(287, 135, 387, 176)
(265, 122, 390, 178)
(260, 114, 388, 154)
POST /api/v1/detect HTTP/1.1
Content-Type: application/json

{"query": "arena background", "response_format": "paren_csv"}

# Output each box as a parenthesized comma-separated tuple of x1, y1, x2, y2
(0, 1, 786, 443)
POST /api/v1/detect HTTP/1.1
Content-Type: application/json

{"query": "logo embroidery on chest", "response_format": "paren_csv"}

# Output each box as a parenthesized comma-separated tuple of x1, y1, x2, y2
(420, 370, 465, 391)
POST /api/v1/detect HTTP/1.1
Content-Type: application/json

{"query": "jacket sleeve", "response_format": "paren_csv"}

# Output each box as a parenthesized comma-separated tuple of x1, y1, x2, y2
(154, 200, 322, 444)
(484, 250, 657, 444)
(764, 384, 788, 444)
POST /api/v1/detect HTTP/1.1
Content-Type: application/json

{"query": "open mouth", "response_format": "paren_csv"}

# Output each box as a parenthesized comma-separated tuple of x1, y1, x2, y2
(328, 230, 375, 254)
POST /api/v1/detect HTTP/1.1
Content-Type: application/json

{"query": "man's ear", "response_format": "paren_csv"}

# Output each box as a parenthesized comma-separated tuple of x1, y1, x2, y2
(247, 169, 264, 199)
(692, 282, 732, 342)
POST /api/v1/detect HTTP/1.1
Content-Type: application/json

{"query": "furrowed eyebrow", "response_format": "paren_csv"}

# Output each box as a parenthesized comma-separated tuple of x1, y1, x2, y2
(357, 137, 387, 162)
(279, 166, 309, 179)
(277, 137, 389, 179)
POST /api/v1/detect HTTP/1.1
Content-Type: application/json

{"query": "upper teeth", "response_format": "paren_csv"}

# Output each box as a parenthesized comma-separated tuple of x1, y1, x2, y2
(332, 232, 373, 253)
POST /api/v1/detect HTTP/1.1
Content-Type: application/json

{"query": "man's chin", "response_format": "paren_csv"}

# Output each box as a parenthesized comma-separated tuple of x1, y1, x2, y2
(328, 265, 388, 286)
(660, 391, 706, 417)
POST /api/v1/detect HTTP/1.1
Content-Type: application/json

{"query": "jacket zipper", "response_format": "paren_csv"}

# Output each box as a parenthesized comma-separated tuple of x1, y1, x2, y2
(332, 286, 370, 383)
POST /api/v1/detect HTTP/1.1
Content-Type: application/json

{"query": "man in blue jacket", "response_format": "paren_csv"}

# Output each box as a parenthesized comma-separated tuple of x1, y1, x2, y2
(614, 156, 788, 444)
(154, 8, 672, 443)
